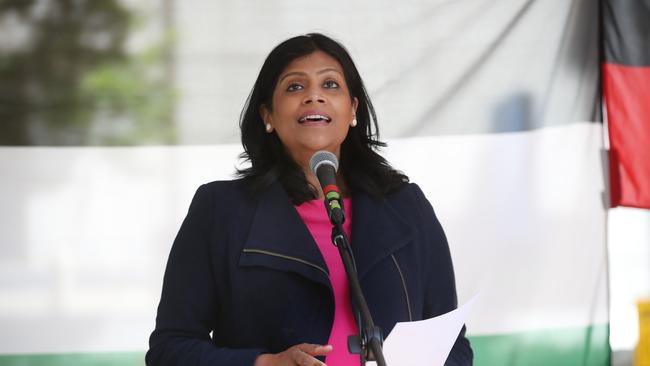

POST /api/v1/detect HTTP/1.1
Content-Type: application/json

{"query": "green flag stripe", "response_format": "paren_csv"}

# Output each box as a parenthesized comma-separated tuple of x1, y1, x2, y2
(0, 352, 144, 366)
(471, 324, 609, 366)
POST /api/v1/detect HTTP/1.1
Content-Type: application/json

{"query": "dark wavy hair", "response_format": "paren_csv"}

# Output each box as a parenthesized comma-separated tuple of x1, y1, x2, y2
(237, 33, 408, 204)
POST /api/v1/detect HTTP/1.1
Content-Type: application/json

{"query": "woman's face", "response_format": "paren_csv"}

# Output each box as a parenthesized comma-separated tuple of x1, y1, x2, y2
(260, 50, 358, 166)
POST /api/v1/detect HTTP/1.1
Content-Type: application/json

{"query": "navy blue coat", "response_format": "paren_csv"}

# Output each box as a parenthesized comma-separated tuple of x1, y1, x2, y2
(146, 179, 472, 366)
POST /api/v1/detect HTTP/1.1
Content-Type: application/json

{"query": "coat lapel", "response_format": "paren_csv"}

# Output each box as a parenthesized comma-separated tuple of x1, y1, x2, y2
(238, 182, 331, 288)
(238, 181, 415, 287)
(351, 189, 415, 279)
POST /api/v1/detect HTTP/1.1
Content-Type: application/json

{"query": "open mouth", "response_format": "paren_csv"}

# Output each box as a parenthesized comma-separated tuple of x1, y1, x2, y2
(298, 114, 332, 124)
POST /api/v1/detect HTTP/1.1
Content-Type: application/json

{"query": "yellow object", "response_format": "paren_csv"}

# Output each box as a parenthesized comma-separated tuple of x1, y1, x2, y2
(637, 299, 650, 366)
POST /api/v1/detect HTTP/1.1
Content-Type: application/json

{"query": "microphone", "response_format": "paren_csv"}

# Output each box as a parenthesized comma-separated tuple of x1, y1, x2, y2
(309, 150, 345, 225)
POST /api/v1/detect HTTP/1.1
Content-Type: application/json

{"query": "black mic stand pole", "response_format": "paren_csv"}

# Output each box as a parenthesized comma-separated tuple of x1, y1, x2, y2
(330, 219, 388, 366)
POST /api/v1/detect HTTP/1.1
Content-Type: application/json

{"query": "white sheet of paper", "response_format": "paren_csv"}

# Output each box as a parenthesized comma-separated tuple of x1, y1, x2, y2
(367, 294, 477, 366)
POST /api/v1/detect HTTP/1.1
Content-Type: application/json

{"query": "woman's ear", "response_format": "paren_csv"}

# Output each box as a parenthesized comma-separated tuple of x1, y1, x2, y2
(259, 104, 273, 133)
(259, 104, 270, 125)
(352, 97, 359, 115)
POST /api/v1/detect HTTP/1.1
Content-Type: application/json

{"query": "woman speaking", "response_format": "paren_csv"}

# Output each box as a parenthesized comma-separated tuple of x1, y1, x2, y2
(146, 33, 473, 366)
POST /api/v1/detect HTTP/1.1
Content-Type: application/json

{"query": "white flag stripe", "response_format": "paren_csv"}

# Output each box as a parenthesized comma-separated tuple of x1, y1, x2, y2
(0, 123, 605, 353)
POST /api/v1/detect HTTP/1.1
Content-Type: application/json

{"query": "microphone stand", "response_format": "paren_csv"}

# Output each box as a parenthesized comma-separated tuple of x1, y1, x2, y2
(330, 219, 388, 366)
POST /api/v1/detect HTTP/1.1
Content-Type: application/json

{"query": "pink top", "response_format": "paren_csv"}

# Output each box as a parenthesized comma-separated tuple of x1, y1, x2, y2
(294, 198, 359, 366)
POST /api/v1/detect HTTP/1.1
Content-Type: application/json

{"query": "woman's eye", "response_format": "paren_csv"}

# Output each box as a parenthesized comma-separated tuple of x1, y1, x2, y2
(324, 80, 339, 89)
(286, 83, 303, 92)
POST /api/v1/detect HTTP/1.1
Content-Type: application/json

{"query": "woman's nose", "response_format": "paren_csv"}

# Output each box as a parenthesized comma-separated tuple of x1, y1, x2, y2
(303, 92, 326, 104)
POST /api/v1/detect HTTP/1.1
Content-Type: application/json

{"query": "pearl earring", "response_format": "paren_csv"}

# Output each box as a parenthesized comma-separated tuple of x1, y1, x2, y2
(265, 123, 273, 133)
(351, 117, 357, 127)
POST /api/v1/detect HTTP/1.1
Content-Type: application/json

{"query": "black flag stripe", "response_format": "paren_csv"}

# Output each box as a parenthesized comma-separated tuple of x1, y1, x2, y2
(603, 0, 650, 66)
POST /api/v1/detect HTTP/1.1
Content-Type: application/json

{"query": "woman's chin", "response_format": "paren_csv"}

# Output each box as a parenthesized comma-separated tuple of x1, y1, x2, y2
(299, 141, 341, 155)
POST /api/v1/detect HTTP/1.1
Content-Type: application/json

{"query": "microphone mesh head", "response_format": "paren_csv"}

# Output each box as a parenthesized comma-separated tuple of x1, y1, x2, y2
(309, 150, 338, 175)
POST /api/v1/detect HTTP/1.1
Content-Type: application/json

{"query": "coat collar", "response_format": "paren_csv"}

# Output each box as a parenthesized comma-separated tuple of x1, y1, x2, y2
(240, 181, 330, 287)
(239, 181, 414, 286)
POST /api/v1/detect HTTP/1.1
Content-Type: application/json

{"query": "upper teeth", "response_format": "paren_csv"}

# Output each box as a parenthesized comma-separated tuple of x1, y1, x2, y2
(300, 114, 330, 122)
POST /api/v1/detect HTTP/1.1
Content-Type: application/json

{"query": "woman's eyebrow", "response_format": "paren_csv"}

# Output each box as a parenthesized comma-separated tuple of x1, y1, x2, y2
(316, 67, 343, 76)
(278, 68, 343, 83)
(278, 71, 305, 83)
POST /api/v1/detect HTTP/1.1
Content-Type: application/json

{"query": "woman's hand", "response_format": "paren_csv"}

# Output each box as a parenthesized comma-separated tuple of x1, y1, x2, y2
(254, 343, 333, 366)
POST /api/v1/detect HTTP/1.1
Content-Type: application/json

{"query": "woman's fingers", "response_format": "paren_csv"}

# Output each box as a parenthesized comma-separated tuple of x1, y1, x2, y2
(297, 343, 333, 356)
(254, 343, 333, 366)
(292, 344, 332, 366)
(293, 351, 324, 366)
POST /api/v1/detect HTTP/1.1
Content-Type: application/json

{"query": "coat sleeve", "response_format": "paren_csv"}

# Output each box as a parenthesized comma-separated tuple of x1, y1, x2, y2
(146, 184, 267, 366)
(410, 184, 473, 366)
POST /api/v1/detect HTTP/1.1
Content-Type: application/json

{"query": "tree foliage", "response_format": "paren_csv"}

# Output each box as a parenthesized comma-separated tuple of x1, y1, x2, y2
(0, 0, 176, 145)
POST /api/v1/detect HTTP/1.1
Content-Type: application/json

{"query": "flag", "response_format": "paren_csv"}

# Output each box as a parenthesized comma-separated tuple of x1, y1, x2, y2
(603, 0, 650, 209)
